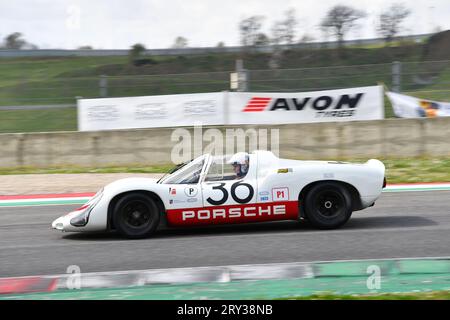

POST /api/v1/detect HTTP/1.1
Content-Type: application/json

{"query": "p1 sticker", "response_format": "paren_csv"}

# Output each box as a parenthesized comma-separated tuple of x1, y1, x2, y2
(272, 187, 289, 201)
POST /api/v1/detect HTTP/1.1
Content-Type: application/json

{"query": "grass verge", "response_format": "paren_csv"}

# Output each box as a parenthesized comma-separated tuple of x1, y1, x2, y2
(0, 164, 173, 175)
(282, 290, 450, 300)
(0, 107, 77, 133)
(381, 158, 450, 183)
(0, 158, 448, 183)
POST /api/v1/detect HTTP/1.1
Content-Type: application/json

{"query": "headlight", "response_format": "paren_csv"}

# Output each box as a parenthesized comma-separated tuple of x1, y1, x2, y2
(70, 210, 90, 227)
(70, 188, 103, 227)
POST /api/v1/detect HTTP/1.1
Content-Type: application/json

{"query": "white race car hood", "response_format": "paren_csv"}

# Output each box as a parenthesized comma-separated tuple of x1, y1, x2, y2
(103, 177, 160, 191)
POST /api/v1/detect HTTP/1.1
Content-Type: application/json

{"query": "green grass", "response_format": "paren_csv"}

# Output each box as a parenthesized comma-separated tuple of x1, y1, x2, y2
(0, 55, 234, 106)
(281, 290, 450, 300)
(0, 56, 128, 87)
(0, 107, 77, 133)
(346, 39, 423, 50)
(0, 158, 449, 184)
(0, 164, 173, 175)
(382, 158, 450, 183)
(0, 44, 428, 106)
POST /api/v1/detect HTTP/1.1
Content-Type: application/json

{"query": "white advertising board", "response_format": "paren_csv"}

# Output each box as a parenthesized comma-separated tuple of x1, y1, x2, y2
(227, 86, 384, 125)
(78, 92, 225, 131)
(78, 86, 384, 131)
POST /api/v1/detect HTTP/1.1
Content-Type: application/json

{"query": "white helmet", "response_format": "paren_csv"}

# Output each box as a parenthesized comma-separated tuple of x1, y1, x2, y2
(227, 152, 249, 177)
(227, 152, 249, 165)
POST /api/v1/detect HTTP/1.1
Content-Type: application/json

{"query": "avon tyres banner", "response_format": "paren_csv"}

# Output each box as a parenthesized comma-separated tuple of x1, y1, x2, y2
(227, 86, 384, 125)
(386, 91, 450, 118)
(78, 86, 384, 131)
(78, 92, 225, 131)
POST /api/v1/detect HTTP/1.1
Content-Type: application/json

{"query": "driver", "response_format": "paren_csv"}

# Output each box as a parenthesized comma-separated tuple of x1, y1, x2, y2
(227, 152, 249, 179)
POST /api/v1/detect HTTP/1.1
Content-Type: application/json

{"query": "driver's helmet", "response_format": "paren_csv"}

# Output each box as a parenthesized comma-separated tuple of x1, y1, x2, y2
(227, 152, 249, 177)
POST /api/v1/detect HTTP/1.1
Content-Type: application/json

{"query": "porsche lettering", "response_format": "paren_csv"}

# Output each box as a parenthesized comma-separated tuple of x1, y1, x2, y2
(182, 204, 286, 221)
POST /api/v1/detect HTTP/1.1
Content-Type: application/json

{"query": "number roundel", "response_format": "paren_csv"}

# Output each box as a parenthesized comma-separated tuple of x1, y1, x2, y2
(206, 182, 254, 205)
(231, 181, 254, 204)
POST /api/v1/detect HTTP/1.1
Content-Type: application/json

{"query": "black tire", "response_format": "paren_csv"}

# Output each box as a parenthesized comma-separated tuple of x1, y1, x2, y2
(112, 193, 160, 239)
(303, 182, 353, 229)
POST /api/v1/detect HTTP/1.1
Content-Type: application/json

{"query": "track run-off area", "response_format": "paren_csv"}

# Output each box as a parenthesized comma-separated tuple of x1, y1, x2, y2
(0, 185, 449, 278)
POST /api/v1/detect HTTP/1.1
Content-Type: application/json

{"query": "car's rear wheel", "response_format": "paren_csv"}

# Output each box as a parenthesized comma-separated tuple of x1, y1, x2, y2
(303, 182, 352, 229)
(112, 193, 160, 239)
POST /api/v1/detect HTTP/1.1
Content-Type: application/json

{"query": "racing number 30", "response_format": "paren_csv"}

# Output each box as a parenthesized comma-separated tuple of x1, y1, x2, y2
(206, 182, 254, 205)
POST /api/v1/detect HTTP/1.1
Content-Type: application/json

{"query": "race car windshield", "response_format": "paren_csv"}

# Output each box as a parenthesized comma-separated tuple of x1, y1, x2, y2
(159, 156, 206, 184)
(157, 159, 193, 183)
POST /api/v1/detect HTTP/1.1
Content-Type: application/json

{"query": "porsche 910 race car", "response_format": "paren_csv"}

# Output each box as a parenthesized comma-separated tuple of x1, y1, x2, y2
(52, 150, 386, 238)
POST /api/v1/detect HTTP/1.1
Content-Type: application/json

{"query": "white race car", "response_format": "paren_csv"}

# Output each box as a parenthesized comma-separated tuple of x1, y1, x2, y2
(52, 150, 386, 238)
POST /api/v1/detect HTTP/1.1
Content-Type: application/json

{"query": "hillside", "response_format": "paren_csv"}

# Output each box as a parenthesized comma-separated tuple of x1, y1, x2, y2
(0, 35, 448, 133)
(0, 43, 426, 106)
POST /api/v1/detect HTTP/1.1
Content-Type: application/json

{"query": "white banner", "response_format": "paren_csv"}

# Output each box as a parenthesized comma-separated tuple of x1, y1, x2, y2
(78, 86, 384, 131)
(78, 92, 225, 131)
(227, 86, 384, 125)
(386, 91, 450, 118)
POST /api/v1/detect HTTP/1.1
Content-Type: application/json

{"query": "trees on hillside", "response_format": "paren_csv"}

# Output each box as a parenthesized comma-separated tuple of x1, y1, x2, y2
(281, 8, 297, 45)
(239, 15, 266, 47)
(377, 3, 411, 44)
(1, 32, 38, 49)
(239, 9, 299, 49)
(254, 33, 270, 46)
(128, 43, 148, 66)
(172, 36, 189, 48)
(271, 8, 298, 45)
(129, 43, 146, 59)
(4, 32, 26, 49)
(0, 4, 418, 52)
(320, 5, 366, 48)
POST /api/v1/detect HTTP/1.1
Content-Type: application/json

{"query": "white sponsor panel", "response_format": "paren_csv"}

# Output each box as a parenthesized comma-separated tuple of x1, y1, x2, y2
(228, 86, 384, 124)
(78, 86, 384, 131)
(78, 92, 225, 131)
(386, 91, 450, 118)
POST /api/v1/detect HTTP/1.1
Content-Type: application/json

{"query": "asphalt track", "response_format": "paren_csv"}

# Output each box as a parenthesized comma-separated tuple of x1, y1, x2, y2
(0, 191, 449, 278)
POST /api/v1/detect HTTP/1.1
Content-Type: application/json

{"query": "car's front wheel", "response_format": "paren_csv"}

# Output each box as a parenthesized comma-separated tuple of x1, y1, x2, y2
(303, 182, 353, 229)
(112, 193, 160, 239)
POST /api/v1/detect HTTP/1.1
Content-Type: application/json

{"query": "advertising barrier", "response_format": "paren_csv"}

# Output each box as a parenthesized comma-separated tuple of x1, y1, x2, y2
(386, 91, 450, 118)
(228, 86, 384, 125)
(78, 92, 225, 131)
(78, 86, 384, 131)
